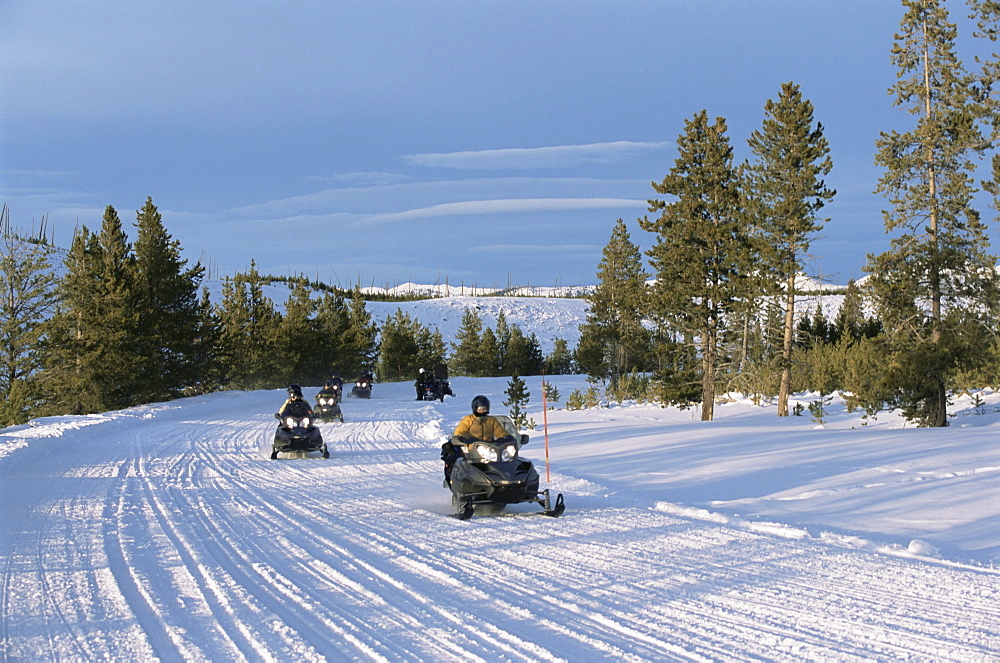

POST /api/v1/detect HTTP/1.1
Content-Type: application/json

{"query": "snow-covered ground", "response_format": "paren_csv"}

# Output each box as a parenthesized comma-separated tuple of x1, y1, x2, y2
(2, 374, 999, 660)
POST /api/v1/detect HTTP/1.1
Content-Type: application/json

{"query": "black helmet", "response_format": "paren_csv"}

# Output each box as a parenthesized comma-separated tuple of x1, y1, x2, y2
(288, 384, 303, 399)
(471, 395, 490, 416)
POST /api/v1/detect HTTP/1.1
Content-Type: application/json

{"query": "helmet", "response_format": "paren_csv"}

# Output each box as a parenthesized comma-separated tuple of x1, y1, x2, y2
(471, 395, 490, 416)
(418, 368, 425, 374)
(288, 384, 303, 399)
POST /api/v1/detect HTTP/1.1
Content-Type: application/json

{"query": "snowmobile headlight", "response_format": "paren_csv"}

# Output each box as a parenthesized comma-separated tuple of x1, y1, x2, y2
(501, 444, 517, 461)
(284, 416, 297, 427)
(320, 398, 329, 405)
(301, 417, 311, 427)
(475, 444, 499, 463)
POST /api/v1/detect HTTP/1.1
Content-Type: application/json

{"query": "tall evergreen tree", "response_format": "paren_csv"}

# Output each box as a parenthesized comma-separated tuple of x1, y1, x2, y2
(313, 291, 352, 377)
(745, 81, 835, 416)
(341, 286, 378, 378)
(0, 207, 60, 425)
(276, 278, 318, 386)
(131, 197, 207, 403)
(971, 1, 1000, 213)
(376, 310, 442, 380)
(505, 326, 544, 376)
(480, 327, 501, 376)
(640, 111, 751, 421)
(576, 219, 651, 384)
(543, 338, 576, 375)
(216, 262, 281, 389)
(865, 0, 997, 426)
(495, 310, 511, 372)
(451, 308, 488, 376)
(41, 206, 140, 413)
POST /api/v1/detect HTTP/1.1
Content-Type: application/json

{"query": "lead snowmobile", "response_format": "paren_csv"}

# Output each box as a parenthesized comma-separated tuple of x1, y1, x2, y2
(444, 397, 564, 520)
(271, 414, 328, 459)
(271, 385, 328, 459)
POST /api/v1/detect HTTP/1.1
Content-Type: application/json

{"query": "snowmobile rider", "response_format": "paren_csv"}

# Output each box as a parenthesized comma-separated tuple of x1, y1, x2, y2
(415, 367, 431, 400)
(276, 384, 314, 420)
(329, 373, 344, 391)
(441, 395, 512, 484)
(316, 379, 341, 404)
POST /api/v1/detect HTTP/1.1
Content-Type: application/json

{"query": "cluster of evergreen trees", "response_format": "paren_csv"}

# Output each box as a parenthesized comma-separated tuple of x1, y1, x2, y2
(577, 0, 1000, 426)
(376, 307, 574, 382)
(0, 197, 579, 428)
(0, 199, 382, 426)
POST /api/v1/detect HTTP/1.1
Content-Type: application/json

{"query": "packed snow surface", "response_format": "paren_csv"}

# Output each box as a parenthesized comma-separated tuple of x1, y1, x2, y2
(2, 375, 999, 660)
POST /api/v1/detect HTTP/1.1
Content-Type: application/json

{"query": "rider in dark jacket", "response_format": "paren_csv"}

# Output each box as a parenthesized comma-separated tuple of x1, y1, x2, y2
(415, 367, 431, 400)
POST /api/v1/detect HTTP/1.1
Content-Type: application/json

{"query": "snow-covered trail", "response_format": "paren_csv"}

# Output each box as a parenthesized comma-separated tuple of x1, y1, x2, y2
(2, 380, 999, 661)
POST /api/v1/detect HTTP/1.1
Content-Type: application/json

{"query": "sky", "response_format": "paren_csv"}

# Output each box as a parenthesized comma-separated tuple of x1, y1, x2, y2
(2, 1, 996, 289)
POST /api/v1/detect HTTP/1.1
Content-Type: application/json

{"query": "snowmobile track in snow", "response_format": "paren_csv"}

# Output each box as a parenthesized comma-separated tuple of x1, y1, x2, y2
(2, 383, 999, 661)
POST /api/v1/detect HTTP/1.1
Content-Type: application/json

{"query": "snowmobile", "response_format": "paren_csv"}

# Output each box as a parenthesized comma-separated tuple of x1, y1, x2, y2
(350, 374, 373, 399)
(446, 415, 564, 520)
(420, 363, 454, 402)
(420, 378, 453, 402)
(314, 384, 344, 423)
(271, 413, 328, 459)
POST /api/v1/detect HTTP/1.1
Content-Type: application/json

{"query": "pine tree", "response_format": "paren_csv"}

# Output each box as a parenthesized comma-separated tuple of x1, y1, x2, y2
(833, 280, 866, 342)
(971, 1, 1000, 219)
(377, 309, 442, 381)
(745, 81, 835, 417)
(503, 375, 535, 430)
(480, 327, 501, 377)
(216, 262, 281, 389)
(494, 310, 511, 372)
(543, 338, 576, 375)
(276, 278, 318, 386)
(0, 207, 60, 425)
(640, 111, 752, 420)
(451, 308, 487, 376)
(342, 286, 378, 378)
(313, 291, 352, 377)
(41, 206, 141, 413)
(131, 197, 207, 403)
(505, 326, 543, 376)
(865, 0, 998, 426)
(577, 219, 652, 384)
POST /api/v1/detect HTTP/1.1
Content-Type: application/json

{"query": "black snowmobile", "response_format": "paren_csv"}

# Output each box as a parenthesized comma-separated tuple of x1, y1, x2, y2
(314, 383, 344, 423)
(350, 372, 373, 399)
(421, 363, 454, 402)
(271, 413, 328, 459)
(447, 415, 564, 520)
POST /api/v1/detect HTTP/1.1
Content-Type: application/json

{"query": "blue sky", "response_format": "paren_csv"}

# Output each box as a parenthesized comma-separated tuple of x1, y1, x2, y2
(2, 1, 994, 289)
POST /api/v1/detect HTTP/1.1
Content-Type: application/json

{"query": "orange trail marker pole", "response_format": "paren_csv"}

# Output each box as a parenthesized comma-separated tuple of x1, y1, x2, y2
(541, 375, 551, 483)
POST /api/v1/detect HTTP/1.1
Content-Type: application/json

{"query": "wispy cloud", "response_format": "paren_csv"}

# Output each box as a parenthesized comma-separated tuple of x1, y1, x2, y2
(403, 140, 673, 170)
(307, 171, 413, 186)
(470, 244, 598, 254)
(355, 197, 647, 227)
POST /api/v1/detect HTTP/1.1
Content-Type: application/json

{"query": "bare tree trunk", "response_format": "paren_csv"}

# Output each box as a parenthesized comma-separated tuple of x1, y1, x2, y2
(777, 275, 796, 417)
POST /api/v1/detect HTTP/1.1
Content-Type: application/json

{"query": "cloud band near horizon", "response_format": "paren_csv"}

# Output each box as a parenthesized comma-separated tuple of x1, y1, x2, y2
(404, 140, 673, 170)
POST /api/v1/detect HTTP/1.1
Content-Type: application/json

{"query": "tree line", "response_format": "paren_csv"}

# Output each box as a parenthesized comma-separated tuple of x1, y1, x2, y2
(577, 0, 1000, 426)
(0, 197, 580, 427)
(3, 1, 997, 429)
